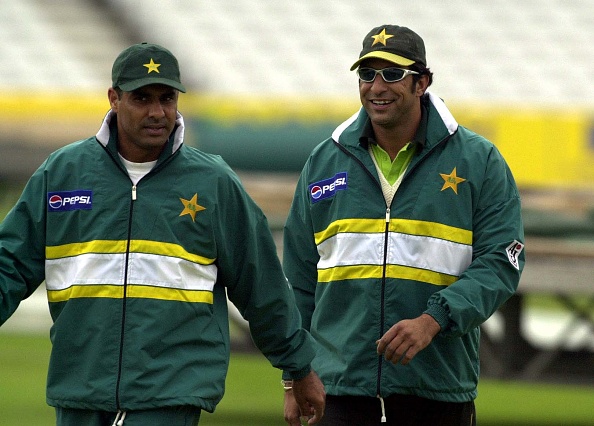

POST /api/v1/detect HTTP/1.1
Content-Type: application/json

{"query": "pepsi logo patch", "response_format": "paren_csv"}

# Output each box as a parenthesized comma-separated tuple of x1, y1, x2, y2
(48, 190, 93, 212)
(309, 172, 348, 203)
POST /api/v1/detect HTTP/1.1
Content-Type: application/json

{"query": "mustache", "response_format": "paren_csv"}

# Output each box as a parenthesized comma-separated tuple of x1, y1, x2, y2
(143, 119, 168, 127)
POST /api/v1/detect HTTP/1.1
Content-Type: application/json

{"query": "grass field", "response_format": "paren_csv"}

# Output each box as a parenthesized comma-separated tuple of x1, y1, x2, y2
(1, 333, 593, 425)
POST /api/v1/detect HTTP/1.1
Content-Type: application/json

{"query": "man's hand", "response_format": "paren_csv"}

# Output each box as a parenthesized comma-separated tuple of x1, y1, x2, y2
(284, 370, 325, 425)
(376, 314, 441, 365)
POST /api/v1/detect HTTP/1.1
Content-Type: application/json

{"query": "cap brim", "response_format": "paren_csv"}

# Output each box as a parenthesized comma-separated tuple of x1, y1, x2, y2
(118, 77, 186, 93)
(350, 52, 415, 71)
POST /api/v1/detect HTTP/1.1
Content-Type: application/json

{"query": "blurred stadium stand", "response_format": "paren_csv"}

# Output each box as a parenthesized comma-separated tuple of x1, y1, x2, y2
(0, 0, 592, 104)
(0, 0, 127, 91)
(2, 0, 594, 183)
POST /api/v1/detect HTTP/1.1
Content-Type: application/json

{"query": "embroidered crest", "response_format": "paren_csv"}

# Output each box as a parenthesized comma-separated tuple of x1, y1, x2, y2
(505, 240, 524, 270)
(440, 167, 466, 194)
(179, 193, 206, 222)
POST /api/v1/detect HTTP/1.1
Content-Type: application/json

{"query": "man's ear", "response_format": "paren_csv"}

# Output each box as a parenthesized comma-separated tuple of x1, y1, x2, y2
(416, 75, 430, 96)
(107, 87, 119, 111)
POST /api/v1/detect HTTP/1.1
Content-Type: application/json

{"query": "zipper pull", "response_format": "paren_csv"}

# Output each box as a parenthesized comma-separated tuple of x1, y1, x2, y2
(377, 395, 387, 423)
(132, 185, 137, 201)
(385, 208, 390, 223)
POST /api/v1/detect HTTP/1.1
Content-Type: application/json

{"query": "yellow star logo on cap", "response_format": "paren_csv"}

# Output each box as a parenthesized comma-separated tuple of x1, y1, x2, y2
(143, 58, 161, 74)
(371, 29, 394, 46)
(440, 167, 466, 194)
(179, 194, 206, 222)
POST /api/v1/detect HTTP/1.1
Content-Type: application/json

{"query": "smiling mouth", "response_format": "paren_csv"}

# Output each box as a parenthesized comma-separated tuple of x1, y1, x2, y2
(371, 100, 393, 105)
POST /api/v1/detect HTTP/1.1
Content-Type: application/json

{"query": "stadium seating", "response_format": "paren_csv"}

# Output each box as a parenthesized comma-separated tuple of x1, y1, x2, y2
(1, 0, 593, 105)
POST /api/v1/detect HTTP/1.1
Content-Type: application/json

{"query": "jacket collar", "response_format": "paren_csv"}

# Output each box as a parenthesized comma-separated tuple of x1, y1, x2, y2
(95, 109, 185, 156)
(331, 91, 458, 150)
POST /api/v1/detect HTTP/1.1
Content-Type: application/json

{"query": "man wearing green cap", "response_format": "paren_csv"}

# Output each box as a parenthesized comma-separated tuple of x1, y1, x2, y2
(282, 25, 524, 425)
(0, 42, 325, 425)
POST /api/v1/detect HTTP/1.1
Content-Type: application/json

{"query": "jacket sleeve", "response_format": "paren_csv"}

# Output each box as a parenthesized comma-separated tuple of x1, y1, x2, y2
(425, 145, 525, 337)
(0, 166, 47, 325)
(214, 167, 314, 380)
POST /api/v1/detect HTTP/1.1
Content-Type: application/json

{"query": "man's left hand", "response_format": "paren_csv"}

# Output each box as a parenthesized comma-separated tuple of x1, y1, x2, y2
(288, 370, 325, 425)
(376, 313, 441, 365)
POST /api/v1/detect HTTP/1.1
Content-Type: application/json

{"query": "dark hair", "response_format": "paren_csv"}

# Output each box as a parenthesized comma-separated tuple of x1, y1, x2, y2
(411, 64, 433, 87)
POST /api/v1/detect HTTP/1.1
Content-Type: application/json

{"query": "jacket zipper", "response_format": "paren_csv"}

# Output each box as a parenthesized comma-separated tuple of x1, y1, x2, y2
(333, 140, 391, 400)
(114, 184, 136, 410)
(97, 137, 179, 411)
(377, 207, 390, 399)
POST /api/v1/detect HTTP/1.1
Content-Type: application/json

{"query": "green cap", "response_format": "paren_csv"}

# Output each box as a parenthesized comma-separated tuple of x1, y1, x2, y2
(350, 25, 426, 71)
(111, 42, 186, 92)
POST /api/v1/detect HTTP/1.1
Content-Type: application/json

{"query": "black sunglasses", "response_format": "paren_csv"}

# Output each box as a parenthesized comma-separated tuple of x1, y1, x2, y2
(357, 67, 419, 83)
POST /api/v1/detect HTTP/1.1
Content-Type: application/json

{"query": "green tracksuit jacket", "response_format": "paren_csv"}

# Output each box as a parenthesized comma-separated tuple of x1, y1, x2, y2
(283, 92, 525, 402)
(0, 111, 313, 412)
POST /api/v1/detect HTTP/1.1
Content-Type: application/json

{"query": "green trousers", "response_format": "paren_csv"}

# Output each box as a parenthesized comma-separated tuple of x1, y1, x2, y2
(55, 406, 201, 426)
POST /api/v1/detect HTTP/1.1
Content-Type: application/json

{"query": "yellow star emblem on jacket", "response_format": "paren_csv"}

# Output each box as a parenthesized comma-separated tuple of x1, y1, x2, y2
(179, 194, 206, 222)
(440, 167, 466, 194)
(143, 58, 161, 73)
(371, 29, 394, 46)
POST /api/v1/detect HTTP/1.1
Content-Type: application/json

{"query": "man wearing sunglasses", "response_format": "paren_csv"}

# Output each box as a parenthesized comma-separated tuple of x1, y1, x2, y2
(282, 25, 524, 425)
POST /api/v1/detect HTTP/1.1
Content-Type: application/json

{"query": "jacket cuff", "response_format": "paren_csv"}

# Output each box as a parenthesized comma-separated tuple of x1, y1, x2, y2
(423, 303, 450, 332)
(282, 365, 311, 381)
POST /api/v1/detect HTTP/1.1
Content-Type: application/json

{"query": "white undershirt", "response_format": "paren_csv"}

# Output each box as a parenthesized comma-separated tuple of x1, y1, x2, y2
(118, 154, 157, 185)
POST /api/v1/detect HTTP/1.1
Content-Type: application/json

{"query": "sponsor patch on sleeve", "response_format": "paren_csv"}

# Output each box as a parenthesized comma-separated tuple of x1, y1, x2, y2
(309, 172, 348, 203)
(47, 190, 93, 212)
(505, 240, 524, 270)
